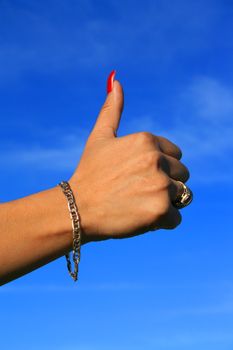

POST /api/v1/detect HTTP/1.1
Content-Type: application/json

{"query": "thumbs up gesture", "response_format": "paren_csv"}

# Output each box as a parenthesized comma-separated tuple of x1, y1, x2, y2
(69, 71, 190, 245)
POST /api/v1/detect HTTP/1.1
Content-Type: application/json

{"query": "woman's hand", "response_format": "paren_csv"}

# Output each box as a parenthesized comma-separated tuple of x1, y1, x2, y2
(70, 78, 190, 244)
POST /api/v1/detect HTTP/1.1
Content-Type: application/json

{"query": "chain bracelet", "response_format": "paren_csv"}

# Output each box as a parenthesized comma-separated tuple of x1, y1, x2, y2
(58, 181, 82, 282)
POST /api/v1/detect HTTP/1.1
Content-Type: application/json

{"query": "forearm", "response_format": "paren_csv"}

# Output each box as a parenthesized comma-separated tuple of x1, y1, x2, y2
(0, 186, 80, 285)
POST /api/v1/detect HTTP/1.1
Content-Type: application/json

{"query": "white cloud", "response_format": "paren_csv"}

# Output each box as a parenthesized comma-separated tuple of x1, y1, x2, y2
(185, 77, 233, 122)
(0, 0, 220, 80)
(127, 76, 233, 184)
(0, 128, 87, 170)
(1, 144, 82, 170)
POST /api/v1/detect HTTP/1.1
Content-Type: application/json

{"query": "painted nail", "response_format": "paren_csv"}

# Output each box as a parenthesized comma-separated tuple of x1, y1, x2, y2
(106, 70, 116, 94)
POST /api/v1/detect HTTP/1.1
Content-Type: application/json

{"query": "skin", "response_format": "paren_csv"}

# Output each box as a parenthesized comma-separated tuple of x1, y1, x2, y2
(0, 80, 190, 285)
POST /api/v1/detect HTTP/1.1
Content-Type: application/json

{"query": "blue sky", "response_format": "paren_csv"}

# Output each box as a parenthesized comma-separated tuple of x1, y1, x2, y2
(1, 0, 233, 349)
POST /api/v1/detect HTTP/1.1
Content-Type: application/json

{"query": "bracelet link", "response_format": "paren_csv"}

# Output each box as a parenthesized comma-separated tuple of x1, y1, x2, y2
(58, 181, 82, 282)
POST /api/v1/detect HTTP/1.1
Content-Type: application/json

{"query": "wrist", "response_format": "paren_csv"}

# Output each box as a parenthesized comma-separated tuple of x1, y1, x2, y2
(68, 177, 93, 245)
(47, 185, 90, 247)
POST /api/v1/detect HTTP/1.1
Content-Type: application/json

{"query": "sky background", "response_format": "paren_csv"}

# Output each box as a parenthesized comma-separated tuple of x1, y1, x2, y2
(0, 0, 233, 349)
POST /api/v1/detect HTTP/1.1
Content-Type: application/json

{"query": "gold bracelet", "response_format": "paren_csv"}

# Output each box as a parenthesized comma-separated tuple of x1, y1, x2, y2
(58, 181, 82, 282)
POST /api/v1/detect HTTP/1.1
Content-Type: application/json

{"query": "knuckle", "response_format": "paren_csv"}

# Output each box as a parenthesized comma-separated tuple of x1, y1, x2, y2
(136, 131, 154, 144)
(143, 151, 159, 167)
(139, 203, 157, 226)
(157, 198, 170, 218)
(146, 194, 183, 230)
(158, 173, 171, 191)
(101, 101, 111, 113)
(144, 197, 170, 225)
(152, 134, 160, 145)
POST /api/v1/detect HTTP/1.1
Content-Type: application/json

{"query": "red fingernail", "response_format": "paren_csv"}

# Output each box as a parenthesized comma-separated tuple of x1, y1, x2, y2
(106, 70, 116, 94)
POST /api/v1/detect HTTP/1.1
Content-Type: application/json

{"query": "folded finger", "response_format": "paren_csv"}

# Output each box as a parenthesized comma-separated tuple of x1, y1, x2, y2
(159, 154, 190, 183)
(156, 135, 182, 160)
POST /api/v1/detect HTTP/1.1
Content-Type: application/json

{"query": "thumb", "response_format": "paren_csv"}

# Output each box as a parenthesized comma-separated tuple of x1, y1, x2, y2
(89, 71, 124, 140)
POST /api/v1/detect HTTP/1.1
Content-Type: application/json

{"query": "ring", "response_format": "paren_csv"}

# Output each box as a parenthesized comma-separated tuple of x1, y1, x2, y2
(172, 181, 193, 209)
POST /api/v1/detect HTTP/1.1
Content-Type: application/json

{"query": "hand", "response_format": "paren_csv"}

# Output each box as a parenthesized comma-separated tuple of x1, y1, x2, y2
(70, 75, 190, 244)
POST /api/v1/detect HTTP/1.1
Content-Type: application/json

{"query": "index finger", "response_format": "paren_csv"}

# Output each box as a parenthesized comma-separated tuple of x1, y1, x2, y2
(155, 135, 182, 160)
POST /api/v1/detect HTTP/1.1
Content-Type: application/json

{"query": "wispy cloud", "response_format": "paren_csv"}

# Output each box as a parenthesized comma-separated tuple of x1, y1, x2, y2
(0, 1, 111, 80)
(144, 330, 233, 348)
(0, 127, 87, 171)
(0, 0, 221, 81)
(1, 142, 82, 171)
(127, 76, 233, 184)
